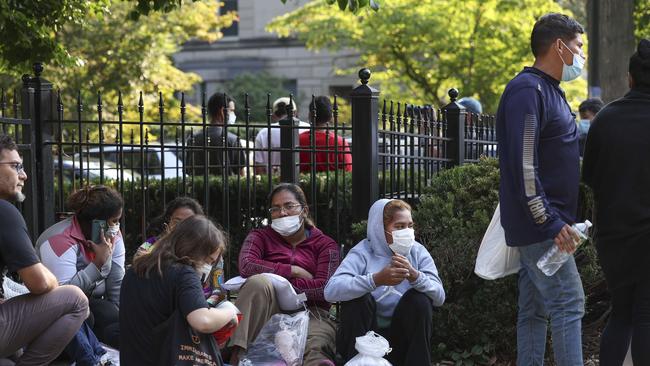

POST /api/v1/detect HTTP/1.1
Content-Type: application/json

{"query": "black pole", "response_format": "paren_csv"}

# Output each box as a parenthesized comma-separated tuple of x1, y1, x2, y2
(279, 94, 299, 183)
(442, 88, 466, 168)
(351, 68, 379, 222)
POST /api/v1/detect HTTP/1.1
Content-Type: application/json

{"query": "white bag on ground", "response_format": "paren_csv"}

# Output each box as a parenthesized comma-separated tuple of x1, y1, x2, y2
(344, 331, 392, 366)
(2, 276, 29, 299)
(223, 273, 307, 311)
(474, 204, 521, 280)
(239, 310, 309, 366)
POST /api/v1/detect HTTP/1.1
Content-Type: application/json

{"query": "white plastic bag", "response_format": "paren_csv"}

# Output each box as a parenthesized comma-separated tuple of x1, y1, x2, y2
(474, 204, 521, 280)
(239, 310, 309, 366)
(2, 276, 29, 299)
(344, 331, 392, 366)
(223, 274, 307, 311)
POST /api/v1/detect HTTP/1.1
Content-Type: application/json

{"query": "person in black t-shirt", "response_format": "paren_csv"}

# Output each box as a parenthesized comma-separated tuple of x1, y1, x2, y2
(0, 134, 89, 365)
(186, 93, 247, 176)
(119, 215, 238, 366)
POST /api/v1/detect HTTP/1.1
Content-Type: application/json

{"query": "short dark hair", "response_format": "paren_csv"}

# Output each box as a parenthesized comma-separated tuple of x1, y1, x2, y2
(311, 96, 332, 125)
(578, 98, 604, 115)
(531, 13, 584, 57)
(0, 134, 17, 156)
(207, 92, 231, 121)
(629, 39, 650, 88)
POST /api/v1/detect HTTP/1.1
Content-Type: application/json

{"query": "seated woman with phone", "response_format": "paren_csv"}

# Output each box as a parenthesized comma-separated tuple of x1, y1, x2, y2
(36, 185, 125, 349)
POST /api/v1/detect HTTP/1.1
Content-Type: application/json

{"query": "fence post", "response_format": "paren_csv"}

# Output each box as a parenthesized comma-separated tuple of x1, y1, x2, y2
(21, 63, 55, 238)
(279, 95, 299, 183)
(351, 68, 380, 222)
(442, 88, 466, 167)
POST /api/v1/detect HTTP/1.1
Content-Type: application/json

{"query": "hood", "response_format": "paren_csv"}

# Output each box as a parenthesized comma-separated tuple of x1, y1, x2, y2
(366, 199, 394, 257)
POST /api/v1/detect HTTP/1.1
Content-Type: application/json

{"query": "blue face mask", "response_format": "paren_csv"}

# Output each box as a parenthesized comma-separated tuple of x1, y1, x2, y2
(578, 119, 590, 135)
(558, 40, 585, 82)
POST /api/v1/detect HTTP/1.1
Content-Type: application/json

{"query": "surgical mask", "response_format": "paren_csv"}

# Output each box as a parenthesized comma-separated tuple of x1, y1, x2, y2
(106, 222, 120, 238)
(578, 119, 590, 135)
(197, 263, 213, 283)
(388, 228, 415, 256)
(557, 41, 585, 82)
(271, 214, 303, 237)
(227, 112, 236, 125)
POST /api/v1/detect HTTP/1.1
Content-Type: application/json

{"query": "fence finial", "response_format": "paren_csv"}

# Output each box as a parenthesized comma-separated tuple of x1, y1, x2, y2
(448, 88, 459, 103)
(359, 68, 371, 85)
(33, 63, 43, 77)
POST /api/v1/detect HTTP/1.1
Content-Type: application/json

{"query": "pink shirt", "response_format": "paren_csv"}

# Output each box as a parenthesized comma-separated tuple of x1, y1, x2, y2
(238, 226, 340, 309)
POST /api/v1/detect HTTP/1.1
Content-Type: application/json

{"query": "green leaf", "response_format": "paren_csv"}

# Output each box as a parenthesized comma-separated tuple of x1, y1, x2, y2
(337, 0, 347, 10)
(471, 345, 483, 355)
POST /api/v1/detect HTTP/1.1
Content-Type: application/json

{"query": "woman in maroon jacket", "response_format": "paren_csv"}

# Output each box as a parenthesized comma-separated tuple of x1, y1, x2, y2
(228, 183, 340, 366)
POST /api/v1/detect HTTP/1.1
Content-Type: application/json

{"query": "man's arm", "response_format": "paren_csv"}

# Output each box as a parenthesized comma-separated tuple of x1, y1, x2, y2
(17, 263, 58, 295)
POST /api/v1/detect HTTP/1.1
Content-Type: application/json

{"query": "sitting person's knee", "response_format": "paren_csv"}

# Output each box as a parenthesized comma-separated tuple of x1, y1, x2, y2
(400, 289, 433, 315)
(242, 274, 274, 293)
(58, 285, 90, 312)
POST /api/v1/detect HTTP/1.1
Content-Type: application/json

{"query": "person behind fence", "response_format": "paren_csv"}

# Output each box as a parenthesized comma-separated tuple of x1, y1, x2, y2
(119, 215, 238, 365)
(254, 97, 310, 174)
(36, 185, 124, 349)
(324, 199, 445, 366)
(133, 196, 226, 305)
(227, 183, 340, 366)
(577, 97, 603, 157)
(0, 134, 89, 366)
(582, 39, 650, 366)
(299, 96, 352, 173)
(496, 13, 586, 366)
(187, 92, 247, 176)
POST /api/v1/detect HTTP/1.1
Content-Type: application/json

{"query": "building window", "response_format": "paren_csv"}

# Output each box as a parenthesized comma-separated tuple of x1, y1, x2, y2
(220, 0, 238, 37)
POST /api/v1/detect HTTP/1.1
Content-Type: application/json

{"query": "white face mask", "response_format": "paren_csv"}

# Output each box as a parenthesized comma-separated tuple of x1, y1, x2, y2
(197, 263, 213, 283)
(271, 214, 303, 237)
(106, 222, 120, 238)
(227, 111, 236, 125)
(388, 228, 415, 256)
(557, 40, 585, 82)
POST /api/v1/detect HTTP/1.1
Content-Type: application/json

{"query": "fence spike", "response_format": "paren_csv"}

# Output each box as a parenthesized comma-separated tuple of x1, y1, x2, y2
(97, 91, 103, 114)
(0, 88, 6, 115)
(117, 91, 123, 111)
(201, 92, 206, 121)
(56, 89, 63, 113)
(77, 90, 83, 114)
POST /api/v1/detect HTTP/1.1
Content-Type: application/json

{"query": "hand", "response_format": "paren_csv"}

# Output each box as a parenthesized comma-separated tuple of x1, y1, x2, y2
(391, 254, 419, 282)
(291, 265, 313, 279)
(373, 264, 410, 286)
(554, 224, 581, 254)
(89, 229, 114, 268)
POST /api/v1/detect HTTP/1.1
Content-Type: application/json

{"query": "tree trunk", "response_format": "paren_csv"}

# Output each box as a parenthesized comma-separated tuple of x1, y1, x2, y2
(592, 0, 635, 102)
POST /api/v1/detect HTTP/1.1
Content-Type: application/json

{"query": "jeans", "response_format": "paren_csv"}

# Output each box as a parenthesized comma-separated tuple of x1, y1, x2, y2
(517, 240, 585, 366)
(64, 322, 106, 366)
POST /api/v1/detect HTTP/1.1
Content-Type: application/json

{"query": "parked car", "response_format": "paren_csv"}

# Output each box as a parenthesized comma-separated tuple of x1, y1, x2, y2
(55, 157, 140, 183)
(75, 145, 184, 180)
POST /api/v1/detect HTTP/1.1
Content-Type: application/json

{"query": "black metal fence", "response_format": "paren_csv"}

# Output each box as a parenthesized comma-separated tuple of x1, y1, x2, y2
(0, 65, 497, 277)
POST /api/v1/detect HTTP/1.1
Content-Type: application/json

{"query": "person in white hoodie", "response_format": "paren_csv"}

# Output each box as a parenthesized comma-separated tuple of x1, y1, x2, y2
(324, 199, 445, 366)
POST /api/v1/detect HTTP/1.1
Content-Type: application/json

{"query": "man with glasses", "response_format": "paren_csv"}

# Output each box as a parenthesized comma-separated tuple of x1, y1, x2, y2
(0, 134, 89, 365)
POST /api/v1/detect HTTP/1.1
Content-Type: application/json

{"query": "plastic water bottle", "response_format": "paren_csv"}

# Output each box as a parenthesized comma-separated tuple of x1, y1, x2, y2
(537, 220, 592, 276)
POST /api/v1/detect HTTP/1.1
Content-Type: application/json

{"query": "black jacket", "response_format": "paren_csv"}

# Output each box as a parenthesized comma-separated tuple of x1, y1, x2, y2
(582, 87, 650, 286)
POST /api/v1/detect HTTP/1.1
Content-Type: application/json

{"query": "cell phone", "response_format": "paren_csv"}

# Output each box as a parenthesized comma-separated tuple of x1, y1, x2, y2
(91, 219, 107, 243)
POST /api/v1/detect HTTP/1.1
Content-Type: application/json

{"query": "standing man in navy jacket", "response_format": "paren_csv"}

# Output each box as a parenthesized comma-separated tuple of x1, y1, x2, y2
(496, 13, 586, 366)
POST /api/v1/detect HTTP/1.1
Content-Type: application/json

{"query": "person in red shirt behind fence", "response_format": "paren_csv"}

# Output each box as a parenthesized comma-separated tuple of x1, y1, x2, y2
(299, 96, 352, 173)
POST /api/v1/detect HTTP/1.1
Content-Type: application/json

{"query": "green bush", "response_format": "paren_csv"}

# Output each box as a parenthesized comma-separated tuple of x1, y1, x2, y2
(412, 158, 603, 363)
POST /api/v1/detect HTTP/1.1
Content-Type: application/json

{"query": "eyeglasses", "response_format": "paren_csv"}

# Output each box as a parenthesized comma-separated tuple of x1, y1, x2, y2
(268, 203, 303, 215)
(0, 162, 25, 175)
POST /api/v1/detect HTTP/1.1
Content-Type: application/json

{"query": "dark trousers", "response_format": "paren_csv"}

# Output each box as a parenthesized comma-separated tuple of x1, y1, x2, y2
(64, 322, 106, 366)
(89, 298, 120, 349)
(337, 289, 433, 366)
(600, 279, 650, 366)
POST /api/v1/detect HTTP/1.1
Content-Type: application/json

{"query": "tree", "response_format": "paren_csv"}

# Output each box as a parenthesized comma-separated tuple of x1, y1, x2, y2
(268, 0, 586, 113)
